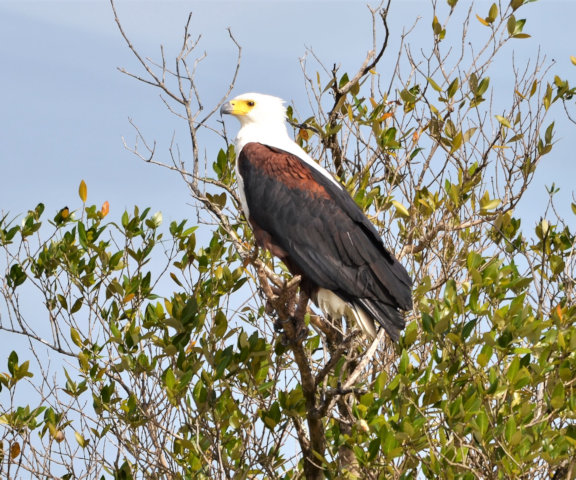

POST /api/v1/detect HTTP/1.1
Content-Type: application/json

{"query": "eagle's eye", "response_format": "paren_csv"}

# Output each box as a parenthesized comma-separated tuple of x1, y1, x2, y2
(247, 101, 255, 107)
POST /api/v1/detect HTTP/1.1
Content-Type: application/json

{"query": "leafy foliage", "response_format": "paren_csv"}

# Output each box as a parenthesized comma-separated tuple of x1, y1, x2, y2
(1, 1, 575, 479)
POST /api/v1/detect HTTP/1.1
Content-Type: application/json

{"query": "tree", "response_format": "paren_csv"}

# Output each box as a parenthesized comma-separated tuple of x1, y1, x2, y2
(1, 0, 575, 478)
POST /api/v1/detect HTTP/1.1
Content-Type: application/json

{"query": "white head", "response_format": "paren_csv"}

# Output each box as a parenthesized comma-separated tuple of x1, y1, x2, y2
(220, 92, 296, 156)
(220, 92, 340, 187)
(220, 92, 287, 127)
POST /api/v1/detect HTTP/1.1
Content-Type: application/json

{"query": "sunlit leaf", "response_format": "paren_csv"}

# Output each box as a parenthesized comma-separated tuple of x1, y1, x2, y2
(392, 200, 410, 217)
(495, 115, 511, 128)
(476, 14, 489, 26)
(75, 432, 87, 448)
(427, 77, 442, 92)
(101, 201, 110, 217)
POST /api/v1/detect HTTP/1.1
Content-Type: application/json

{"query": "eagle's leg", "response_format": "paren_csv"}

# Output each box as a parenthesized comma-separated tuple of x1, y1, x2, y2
(266, 275, 311, 345)
(292, 289, 310, 342)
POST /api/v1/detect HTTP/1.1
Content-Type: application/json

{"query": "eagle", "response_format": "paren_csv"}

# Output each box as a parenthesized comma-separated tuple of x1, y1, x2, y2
(221, 93, 412, 341)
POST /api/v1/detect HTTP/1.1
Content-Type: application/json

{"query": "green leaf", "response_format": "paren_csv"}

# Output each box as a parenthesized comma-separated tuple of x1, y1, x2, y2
(477, 344, 492, 367)
(475, 410, 489, 436)
(544, 122, 555, 144)
(467, 252, 483, 270)
(507, 15, 517, 35)
(403, 321, 418, 347)
(462, 318, 477, 339)
(70, 327, 83, 347)
(262, 402, 281, 430)
(165, 368, 176, 389)
(213, 310, 228, 338)
(78, 222, 88, 249)
(550, 381, 565, 409)
(505, 416, 516, 443)
(398, 349, 409, 374)
(510, 0, 523, 11)
(70, 297, 83, 314)
(487, 3, 498, 22)
(450, 131, 463, 152)
(447, 78, 459, 98)
(506, 356, 520, 383)
(432, 15, 442, 35)
(8, 351, 18, 376)
(477, 77, 490, 96)
(399, 88, 417, 104)
(8, 264, 27, 289)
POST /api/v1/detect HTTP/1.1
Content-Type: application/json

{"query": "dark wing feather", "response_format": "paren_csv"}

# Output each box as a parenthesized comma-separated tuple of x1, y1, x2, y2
(238, 142, 412, 339)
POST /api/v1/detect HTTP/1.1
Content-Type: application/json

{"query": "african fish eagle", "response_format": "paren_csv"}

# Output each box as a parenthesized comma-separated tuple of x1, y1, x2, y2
(221, 93, 412, 341)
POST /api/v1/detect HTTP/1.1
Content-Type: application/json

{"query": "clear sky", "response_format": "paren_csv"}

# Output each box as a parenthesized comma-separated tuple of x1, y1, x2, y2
(1, 0, 574, 229)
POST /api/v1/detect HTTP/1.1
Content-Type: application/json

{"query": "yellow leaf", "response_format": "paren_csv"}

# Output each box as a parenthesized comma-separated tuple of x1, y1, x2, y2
(164, 298, 173, 316)
(10, 442, 20, 459)
(482, 199, 501, 211)
(79, 180, 87, 203)
(495, 115, 511, 128)
(186, 340, 197, 354)
(476, 14, 489, 26)
(298, 129, 310, 141)
(75, 431, 86, 448)
(571, 55, 576, 66)
(123, 293, 135, 304)
(392, 200, 410, 217)
(426, 77, 442, 92)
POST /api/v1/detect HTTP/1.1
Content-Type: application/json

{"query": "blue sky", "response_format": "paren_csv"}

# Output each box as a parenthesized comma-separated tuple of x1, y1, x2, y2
(1, 1, 574, 229)
(0, 1, 380, 223)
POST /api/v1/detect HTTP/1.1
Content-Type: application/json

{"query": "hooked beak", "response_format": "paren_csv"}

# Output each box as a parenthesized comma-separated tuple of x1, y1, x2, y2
(220, 101, 234, 115)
